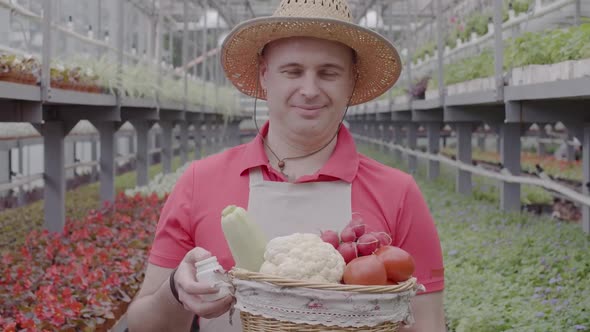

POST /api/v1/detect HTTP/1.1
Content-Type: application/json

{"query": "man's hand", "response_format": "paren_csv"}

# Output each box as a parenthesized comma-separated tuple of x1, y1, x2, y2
(174, 247, 235, 319)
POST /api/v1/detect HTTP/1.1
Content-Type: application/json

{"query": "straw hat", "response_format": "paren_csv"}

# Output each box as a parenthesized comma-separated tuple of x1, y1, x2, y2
(220, 0, 402, 106)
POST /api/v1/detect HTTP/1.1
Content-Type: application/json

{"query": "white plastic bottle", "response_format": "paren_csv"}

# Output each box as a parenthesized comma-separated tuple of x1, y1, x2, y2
(195, 256, 231, 302)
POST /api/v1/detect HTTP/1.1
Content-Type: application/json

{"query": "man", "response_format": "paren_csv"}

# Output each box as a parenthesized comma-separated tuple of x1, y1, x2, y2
(127, 0, 446, 331)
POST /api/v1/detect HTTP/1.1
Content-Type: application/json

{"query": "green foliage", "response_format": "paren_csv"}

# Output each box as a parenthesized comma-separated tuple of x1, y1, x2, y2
(358, 144, 590, 332)
(462, 13, 490, 41)
(413, 40, 437, 64)
(431, 23, 590, 88)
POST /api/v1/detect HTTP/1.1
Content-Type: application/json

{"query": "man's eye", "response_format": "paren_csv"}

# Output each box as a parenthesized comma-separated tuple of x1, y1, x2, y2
(282, 70, 301, 76)
(321, 71, 339, 77)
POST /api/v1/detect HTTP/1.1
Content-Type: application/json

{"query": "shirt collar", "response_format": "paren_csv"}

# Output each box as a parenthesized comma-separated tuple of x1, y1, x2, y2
(239, 121, 359, 183)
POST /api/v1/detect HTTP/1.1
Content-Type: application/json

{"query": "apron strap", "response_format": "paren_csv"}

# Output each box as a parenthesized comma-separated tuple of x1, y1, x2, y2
(249, 167, 264, 186)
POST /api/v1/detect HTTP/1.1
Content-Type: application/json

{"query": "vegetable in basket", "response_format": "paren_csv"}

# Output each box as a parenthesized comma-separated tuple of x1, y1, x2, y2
(221, 205, 268, 272)
(259, 233, 346, 283)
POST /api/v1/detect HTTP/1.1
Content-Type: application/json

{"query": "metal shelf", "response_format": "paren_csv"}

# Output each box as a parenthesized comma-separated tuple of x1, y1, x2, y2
(47, 88, 117, 106)
(392, 103, 410, 112)
(121, 97, 157, 109)
(505, 77, 590, 101)
(446, 90, 501, 107)
(159, 100, 185, 112)
(0, 81, 41, 101)
(412, 98, 442, 111)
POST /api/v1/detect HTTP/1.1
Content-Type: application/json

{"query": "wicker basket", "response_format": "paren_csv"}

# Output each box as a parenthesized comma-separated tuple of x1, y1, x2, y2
(229, 268, 420, 332)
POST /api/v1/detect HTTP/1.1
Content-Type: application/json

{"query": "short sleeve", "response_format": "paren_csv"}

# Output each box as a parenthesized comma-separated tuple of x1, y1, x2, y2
(148, 162, 197, 268)
(393, 177, 444, 294)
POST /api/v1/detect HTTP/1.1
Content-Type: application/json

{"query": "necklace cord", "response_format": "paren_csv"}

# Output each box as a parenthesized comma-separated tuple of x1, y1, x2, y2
(252, 56, 358, 173)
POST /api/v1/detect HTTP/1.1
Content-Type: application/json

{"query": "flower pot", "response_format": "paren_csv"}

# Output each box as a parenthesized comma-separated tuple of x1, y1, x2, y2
(547, 61, 573, 82)
(511, 67, 525, 85)
(572, 58, 590, 79)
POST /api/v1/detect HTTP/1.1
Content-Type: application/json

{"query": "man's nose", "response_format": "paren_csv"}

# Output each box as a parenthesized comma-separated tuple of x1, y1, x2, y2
(299, 73, 320, 99)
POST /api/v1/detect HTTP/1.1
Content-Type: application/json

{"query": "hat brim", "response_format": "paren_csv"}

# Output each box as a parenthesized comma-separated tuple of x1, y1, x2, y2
(221, 16, 402, 106)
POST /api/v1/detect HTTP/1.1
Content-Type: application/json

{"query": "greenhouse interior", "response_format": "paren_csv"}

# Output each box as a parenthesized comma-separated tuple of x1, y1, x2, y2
(0, 0, 589, 330)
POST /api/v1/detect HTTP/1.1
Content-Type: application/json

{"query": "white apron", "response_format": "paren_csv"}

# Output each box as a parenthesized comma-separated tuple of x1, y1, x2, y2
(198, 167, 352, 332)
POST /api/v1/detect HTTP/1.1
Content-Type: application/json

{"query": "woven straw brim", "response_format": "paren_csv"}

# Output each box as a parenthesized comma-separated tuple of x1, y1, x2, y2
(221, 17, 402, 106)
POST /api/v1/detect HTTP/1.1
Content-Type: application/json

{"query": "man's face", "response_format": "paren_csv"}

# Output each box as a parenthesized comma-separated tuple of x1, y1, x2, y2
(259, 37, 356, 138)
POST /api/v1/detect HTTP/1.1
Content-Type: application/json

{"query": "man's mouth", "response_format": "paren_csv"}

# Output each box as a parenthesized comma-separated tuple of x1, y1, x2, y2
(293, 105, 324, 111)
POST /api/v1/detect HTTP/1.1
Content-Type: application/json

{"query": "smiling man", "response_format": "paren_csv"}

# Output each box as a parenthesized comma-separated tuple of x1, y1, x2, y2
(127, 0, 446, 331)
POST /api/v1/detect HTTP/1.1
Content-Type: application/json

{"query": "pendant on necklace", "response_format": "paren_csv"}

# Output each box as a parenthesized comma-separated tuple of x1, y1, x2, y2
(278, 160, 285, 170)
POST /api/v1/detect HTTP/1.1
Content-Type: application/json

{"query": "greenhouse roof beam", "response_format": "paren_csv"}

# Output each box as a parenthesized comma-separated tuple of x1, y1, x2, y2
(200, 0, 237, 27)
(354, 0, 378, 23)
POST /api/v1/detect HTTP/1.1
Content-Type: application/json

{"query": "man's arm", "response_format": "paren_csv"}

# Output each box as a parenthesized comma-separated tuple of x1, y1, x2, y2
(400, 291, 446, 332)
(127, 248, 234, 332)
(126, 263, 195, 332)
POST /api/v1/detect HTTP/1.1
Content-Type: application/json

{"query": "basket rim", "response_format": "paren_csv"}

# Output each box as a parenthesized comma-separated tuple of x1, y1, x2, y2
(229, 267, 418, 294)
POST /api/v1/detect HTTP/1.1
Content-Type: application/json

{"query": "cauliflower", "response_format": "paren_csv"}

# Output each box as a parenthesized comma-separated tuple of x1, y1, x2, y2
(259, 233, 346, 283)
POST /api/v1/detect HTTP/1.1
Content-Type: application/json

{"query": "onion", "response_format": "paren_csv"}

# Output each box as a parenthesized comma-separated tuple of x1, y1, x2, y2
(342, 255, 388, 285)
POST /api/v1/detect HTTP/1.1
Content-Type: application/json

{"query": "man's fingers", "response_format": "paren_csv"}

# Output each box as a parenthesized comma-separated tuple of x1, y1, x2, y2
(179, 281, 221, 295)
(183, 247, 212, 265)
(181, 294, 234, 319)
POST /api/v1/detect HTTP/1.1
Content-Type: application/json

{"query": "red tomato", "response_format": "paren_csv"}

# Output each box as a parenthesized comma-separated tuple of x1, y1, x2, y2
(374, 246, 415, 282)
(342, 255, 388, 285)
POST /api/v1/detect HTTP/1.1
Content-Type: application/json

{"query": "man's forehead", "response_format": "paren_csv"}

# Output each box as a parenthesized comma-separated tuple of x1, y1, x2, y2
(262, 37, 356, 64)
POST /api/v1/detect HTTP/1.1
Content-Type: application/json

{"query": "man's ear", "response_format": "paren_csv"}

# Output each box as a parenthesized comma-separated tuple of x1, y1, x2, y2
(258, 56, 268, 92)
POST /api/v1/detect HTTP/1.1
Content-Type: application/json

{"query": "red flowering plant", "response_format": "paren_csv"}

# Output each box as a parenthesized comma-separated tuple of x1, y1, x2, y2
(0, 192, 166, 331)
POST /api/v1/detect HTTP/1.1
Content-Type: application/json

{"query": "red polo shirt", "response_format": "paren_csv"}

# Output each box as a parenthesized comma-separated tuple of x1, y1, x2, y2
(149, 121, 444, 294)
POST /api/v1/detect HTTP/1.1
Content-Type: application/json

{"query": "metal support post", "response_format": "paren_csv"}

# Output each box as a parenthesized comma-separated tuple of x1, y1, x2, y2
(407, 123, 418, 173)
(183, 0, 189, 113)
(0, 150, 8, 185)
(132, 120, 151, 186)
(91, 138, 98, 181)
(435, 0, 445, 105)
(574, 0, 582, 26)
(500, 123, 521, 211)
(456, 123, 473, 194)
(43, 122, 67, 233)
(41, 0, 53, 102)
(393, 124, 403, 162)
(17, 141, 25, 206)
(160, 121, 174, 173)
(582, 123, 589, 234)
(180, 122, 189, 165)
(194, 121, 202, 160)
(202, 1, 209, 109)
(494, 0, 505, 101)
(93, 122, 118, 206)
(426, 122, 441, 181)
(381, 123, 391, 153)
(369, 120, 377, 146)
